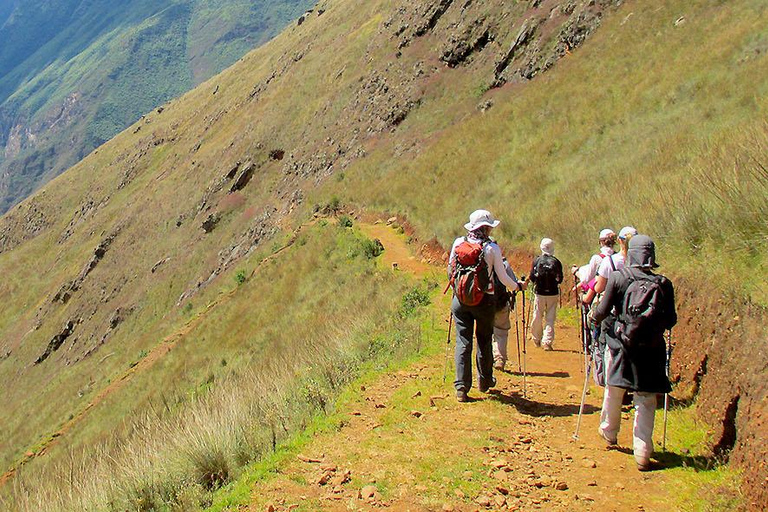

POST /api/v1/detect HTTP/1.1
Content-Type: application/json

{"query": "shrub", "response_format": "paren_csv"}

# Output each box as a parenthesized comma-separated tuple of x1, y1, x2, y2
(338, 215, 353, 228)
(362, 238, 384, 259)
(234, 270, 247, 285)
(400, 286, 431, 317)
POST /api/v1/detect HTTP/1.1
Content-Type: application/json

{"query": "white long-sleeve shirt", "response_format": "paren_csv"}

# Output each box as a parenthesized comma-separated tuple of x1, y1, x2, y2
(577, 246, 614, 284)
(449, 236, 522, 293)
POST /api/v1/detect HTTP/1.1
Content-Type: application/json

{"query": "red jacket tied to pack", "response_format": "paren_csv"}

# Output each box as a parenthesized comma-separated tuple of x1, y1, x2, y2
(448, 238, 492, 306)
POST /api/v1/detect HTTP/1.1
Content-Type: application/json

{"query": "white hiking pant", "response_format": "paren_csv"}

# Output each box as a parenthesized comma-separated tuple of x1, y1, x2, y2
(530, 294, 558, 348)
(599, 385, 657, 464)
(492, 305, 511, 365)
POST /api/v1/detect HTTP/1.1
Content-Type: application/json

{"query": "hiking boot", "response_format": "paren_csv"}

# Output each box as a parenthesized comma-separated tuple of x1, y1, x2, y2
(636, 457, 652, 472)
(456, 390, 469, 403)
(532, 337, 541, 348)
(542, 344, 553, 351)
(478, 377, 497, 393)
(493, 360, 505, 371)
(597, 427, 617, 446)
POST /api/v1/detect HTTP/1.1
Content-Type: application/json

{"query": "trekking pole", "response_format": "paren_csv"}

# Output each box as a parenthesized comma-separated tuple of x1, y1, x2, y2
(662, 329, 672, 451)
(573, 348, 593, 440)
(573, 274, 578, 310)
(521, 288, 528, 398)
(579, 302, 586, 372)
(514, 297, 521, 373)
(442, 313, 454, 383)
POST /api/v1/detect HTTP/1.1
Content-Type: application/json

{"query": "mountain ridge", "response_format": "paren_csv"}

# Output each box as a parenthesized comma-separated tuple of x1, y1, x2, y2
(0, 0, 315, 213)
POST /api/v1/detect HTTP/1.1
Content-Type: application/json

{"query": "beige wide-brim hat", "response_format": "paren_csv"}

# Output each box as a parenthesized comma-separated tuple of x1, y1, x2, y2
(464, 209, 500, 231)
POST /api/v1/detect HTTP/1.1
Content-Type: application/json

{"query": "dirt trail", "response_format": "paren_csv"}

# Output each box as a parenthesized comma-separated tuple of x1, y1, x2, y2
(246, 225, 670, 511)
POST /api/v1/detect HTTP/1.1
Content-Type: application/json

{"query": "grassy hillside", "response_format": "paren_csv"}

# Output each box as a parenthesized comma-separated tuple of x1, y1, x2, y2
(0, 0, 766, 509)
(0, 0, 315, 213)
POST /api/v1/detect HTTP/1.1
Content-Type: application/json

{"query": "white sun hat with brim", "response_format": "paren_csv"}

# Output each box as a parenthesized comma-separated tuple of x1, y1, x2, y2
(464, 209, 501, 231)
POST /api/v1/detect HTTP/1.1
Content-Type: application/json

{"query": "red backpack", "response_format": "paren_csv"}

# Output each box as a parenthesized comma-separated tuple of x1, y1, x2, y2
(446, 238, 492, 306)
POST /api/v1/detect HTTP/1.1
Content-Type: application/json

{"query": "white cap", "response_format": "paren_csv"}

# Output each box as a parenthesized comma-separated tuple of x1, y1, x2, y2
(599, 228, 615, 240)
(464, 209, 501, 231)
(540, 238, 554, 255)
(618, 226, 638, 240)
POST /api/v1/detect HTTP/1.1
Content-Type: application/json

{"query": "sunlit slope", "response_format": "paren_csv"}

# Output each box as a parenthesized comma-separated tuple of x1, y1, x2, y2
(0, 0, 765, 507)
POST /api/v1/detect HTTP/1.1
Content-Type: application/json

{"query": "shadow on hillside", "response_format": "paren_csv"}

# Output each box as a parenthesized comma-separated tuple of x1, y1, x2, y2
(490, 390, 599, 417)
(608, 446, 718, 472)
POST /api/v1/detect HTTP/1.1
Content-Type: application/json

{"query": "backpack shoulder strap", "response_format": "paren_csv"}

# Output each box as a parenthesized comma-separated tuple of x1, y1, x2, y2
(609, 255, 616, 272)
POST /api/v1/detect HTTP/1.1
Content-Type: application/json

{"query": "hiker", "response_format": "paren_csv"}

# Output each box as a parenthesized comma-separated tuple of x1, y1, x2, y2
(492, 257, 521, 371)
(528, 238, 563, 350)
(576, 229, 617, 306)
(592, 226, 638, 299)
(592, 234, 677, 471)
(590, 226, 637, 386)
(448, 210, 526, 402)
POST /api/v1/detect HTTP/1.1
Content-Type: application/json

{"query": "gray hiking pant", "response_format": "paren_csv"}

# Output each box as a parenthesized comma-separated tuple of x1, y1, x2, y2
(492, 304, 511, 364)
(452, 295, 495, 392)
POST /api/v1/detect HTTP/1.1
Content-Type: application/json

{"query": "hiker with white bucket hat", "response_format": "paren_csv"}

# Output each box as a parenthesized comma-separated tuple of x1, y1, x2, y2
(446, 210, 526, 402)
(528, 238, 563, 350)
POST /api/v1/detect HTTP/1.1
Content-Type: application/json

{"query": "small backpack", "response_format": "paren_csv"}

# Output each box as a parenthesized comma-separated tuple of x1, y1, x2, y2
(615, 269, 666, 348)
(493, 271, 516, 311)
(447, 238, 492, 306)
(534, 255, 559, 292)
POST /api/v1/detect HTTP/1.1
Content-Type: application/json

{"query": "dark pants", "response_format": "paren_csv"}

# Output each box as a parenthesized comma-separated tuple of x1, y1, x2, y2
(452, 295, 495, 392)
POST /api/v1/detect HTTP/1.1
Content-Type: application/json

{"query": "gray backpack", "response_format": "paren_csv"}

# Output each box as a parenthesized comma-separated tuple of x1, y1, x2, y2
(615, 269, 667, 348)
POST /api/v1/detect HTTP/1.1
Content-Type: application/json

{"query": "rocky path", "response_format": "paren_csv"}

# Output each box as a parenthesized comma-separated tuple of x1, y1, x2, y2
(245, 223, 671, 511)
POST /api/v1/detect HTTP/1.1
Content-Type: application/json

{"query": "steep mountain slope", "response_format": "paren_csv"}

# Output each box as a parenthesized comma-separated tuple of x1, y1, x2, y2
(0, 0, 315, 213)
(0, 0, 766, 509)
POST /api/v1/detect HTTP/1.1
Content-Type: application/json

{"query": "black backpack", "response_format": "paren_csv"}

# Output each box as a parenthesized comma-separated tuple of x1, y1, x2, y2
(615, 269, 667, 348)
(493, 273, 516, 311)
(534, 255, 559, 293)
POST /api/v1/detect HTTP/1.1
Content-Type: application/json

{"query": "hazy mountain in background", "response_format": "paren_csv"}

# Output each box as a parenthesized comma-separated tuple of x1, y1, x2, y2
(0, 0, 314, 213)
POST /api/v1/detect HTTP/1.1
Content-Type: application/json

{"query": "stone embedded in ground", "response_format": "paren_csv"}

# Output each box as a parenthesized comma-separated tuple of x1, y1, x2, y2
(266, 504, 275, 512)
(329, 470, 351, 487)
(476, 495, 492, 507)
(359, 485, 378, 500)
(442, 505, 455, 512)
(582, 458, 597, 468)
(454, 489, 466, 498)
(555, 481, 568, 491)
(317, 471, 333, 486)
(496, 485, 510, 495)
(387, 216, 398, 224)
(411, 410, 423, 418)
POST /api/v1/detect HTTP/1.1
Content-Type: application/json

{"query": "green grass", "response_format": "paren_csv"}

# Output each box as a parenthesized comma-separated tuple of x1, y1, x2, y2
(6, 223, 434, 510)
(655, 405, 745, 511)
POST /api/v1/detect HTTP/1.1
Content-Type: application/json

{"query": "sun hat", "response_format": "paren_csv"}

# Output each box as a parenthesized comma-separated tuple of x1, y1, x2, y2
(627, 234, 659, 268)
(599, 228, 615, 240)
(464, 209, 500, 231)
(618, 226, 638, 240)
(540, 238, 554, 255)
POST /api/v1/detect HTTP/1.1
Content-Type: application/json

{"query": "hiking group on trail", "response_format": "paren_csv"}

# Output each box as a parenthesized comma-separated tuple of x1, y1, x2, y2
(446, 210, 677, 472)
